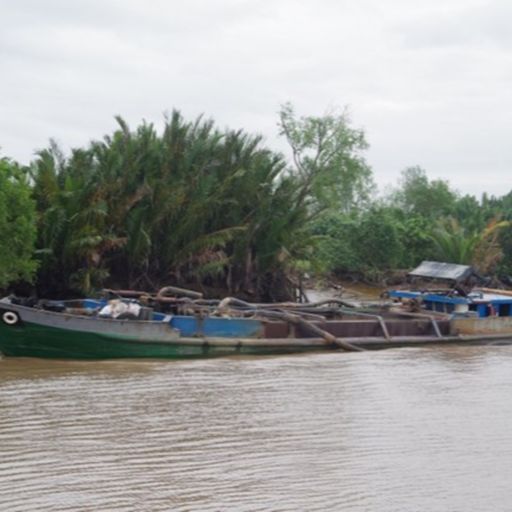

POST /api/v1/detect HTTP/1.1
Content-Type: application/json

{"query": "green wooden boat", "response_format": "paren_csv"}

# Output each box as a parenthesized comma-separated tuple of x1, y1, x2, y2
(2, 293, 512, 360)
(0, 298, 308, 359)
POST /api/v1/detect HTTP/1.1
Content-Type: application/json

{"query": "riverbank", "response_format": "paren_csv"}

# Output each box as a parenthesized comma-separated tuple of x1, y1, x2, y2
(305, 280, 386, 304)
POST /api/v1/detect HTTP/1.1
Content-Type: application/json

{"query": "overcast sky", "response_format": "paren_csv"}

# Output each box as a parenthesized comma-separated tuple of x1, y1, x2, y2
(1, 0, 511, 197)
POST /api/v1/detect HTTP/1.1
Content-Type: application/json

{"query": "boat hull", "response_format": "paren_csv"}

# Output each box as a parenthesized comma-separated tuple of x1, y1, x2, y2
(0, 303, 324, 359)
(2, 301, 512, 360)
(451, 315, 512, 335)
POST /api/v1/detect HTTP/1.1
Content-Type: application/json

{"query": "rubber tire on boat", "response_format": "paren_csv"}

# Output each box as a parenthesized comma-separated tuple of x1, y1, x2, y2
(2, 311, 19, 325)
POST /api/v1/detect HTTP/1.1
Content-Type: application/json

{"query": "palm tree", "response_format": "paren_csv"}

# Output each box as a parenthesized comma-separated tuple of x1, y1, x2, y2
(429, 217, 509, 274)
(31, 111, 318, 300)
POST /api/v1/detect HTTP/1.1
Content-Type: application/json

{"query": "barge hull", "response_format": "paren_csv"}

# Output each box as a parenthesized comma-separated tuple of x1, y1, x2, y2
(1, 319, 512, 360)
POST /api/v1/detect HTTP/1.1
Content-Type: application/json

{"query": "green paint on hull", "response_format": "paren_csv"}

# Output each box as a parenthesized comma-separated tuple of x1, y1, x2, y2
(0, 321, 312, 360)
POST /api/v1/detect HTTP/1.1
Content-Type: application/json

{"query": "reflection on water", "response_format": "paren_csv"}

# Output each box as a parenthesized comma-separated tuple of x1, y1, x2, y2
(2, 347, 512, 511)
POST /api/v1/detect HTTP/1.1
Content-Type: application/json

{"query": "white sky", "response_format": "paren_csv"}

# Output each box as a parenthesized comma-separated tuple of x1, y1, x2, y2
(1, 0, 511, 197)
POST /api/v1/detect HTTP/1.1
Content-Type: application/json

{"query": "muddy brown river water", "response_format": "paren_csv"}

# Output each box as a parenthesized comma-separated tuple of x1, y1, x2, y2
(1, 347, 512, 511)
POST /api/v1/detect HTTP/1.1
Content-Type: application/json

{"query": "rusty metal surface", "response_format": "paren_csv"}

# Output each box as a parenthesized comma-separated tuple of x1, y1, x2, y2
(452, 316, 512, 335)
(409, 261, 473, 282)
(262, 321, 289, 338)
(294, 319, 451, 338)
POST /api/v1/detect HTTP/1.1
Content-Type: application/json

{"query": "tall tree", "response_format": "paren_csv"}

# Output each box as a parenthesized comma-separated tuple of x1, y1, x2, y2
(0, 158, 37, 288)
(393, 166, 458, 219)
(278, 103, 374, 213)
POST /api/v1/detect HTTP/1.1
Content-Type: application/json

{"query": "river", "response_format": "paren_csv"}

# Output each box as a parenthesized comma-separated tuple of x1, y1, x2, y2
(1, 347, 512, 511)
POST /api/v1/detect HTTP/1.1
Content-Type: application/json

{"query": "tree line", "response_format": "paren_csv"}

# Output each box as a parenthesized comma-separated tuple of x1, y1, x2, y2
(1, 105, 512, 299)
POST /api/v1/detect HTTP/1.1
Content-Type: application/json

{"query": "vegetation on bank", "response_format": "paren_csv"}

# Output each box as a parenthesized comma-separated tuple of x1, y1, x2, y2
(2, 105, 512, 299)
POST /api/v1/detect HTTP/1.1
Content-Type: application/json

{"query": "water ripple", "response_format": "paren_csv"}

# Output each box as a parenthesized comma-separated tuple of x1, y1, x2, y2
(2, 348, 512, 510)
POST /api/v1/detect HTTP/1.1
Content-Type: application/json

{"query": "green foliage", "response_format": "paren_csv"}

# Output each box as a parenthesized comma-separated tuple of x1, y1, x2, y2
(429, 217, 509, 274)
(5, 105, 512, 296)
(429, 218, 478, 265)
(311, 213, 361, 273)
(395, 213, 435, 267)
(393, 166, 458, 219)
(355, 209, 404, 270)
(0, 158, 38, 288)
(312, 168, 512, 282)
(278, 103, 374, 213)
(312, 208, 408, 278)
(452, 194, 486, 233)
(497, 225, 512, 277)
(30, 112, 319, 299)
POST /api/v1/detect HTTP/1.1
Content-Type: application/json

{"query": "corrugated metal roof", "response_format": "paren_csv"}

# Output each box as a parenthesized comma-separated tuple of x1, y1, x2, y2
(408, 261, 474, 282)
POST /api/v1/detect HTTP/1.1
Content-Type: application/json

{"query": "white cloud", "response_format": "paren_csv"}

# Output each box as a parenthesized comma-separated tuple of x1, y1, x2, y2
(0, 0, 511, 196)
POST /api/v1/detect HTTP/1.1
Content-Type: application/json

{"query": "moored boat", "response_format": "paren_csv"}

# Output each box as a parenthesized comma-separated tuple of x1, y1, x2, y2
(388, 261, 512, 336)
(0, 293, 452, 359)
(2, 263, 512, 360)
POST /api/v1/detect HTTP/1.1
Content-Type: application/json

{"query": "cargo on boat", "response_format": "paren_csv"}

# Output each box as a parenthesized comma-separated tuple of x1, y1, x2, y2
(1, 262, 512, 360)
(389, 261, 512, 336)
